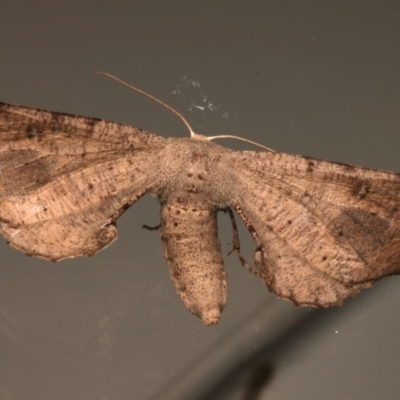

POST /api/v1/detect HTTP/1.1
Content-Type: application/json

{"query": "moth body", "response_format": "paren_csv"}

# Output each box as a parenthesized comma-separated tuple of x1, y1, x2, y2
(156, 137, 233, 325)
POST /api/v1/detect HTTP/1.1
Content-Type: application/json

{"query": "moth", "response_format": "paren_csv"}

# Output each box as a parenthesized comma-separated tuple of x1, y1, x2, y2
(1, 73, 400, 326)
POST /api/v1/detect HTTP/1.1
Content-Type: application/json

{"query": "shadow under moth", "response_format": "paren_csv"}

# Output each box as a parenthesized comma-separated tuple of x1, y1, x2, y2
(1, 73, 400, 326)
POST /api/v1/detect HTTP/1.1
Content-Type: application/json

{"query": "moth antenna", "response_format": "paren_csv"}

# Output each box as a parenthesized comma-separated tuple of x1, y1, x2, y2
(93, 70, 198, 138)
(208, 135, 275, 152)
(93, 70, 275, 152)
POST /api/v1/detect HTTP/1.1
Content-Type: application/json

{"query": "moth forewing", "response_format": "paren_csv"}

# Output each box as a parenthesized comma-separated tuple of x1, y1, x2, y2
(230, 151, 400, 307)
(0, 102, 165, 260)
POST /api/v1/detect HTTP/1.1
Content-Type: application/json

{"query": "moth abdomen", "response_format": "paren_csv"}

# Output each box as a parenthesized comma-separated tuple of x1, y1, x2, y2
(160, 192, 227, 326)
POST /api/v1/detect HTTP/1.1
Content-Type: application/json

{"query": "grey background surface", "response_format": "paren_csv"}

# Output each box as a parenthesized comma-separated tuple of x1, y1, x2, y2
(1, 1, 400, 399)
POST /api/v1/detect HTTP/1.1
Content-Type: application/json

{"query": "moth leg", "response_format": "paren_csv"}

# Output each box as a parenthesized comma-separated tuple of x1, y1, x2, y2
(142, 223, 161, 231)
(225, 208, 240, 256)
(226, 207, 264, 279)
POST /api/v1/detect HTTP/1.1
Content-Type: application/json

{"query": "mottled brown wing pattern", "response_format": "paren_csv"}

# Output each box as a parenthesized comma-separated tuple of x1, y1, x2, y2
(231, 151, 400, 307)
(0, 102, 166, 261)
